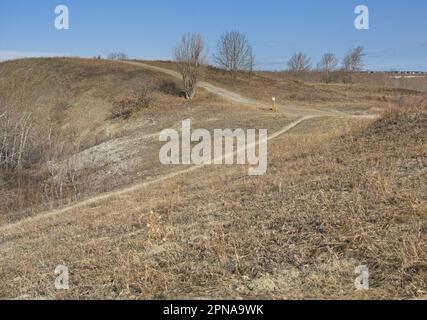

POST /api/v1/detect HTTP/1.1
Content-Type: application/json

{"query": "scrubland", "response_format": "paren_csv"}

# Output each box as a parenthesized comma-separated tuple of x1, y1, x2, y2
(0, 58, 425, 299)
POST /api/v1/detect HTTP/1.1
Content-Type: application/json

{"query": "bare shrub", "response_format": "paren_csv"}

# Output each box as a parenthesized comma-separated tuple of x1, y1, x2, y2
(112, 81, 156, 119)
(318, 53, 338, 83)
(174, 33, 205, 100)
(247, 49, 256, 80)
(107, 52, 128, 60)
(157, 80, 182, 96)
(214, 31, 255, 78)
(0, 109, 33, 171)
(342, 46, 365, 83)
(35, 125, 81, 208)
(43, 159, 80, 206)
(287, 52, 312, 79)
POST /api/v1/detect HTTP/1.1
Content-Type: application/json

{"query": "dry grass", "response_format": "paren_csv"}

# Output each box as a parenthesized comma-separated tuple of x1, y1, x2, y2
(0, 58, 182, 220)
(142, 60, 424, 111)
(267, 70, 427, 93)
(0, 58, 293, 224)
(0, 100, 425, 299)
(0, 58, 425, 300)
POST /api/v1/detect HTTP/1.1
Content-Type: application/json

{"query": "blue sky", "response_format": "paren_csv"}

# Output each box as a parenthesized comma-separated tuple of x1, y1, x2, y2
(1, 0, 426, 70)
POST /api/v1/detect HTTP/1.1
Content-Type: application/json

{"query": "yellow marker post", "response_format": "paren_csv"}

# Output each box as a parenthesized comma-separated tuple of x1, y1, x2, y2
(272, 97, 277, 113)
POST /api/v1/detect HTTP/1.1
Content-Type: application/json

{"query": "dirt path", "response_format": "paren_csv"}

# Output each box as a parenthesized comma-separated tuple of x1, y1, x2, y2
(0, 62, 378, 233)
(0, 116, 315, 233)
(124, 61, 257, 106)
(122, 61, 369, 118)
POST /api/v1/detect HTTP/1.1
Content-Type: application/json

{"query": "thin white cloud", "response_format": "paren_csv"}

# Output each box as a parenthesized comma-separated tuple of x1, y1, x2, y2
(255, 59, 288, 71)
(0, 51, 73, 61)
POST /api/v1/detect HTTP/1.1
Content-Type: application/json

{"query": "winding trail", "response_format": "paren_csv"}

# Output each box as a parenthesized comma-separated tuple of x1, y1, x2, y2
(124, 61, 257, 106)
(0, 116, 314, 232)
(0, 62, 378, 233)
(123, 61, 376, 118)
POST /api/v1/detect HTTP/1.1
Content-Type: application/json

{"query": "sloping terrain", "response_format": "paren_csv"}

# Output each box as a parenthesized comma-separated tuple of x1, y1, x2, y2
(1, 58, 384, 224)
(0, 58, 425, 299)
(0, 58, 292, 223)
(141, 60, 423, 111)
(0, 103, 425, 299)
(0, 58, 186, 221)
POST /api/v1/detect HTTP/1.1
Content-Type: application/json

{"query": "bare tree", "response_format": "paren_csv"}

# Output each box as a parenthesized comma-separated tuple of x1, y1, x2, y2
(318, 53, 338, 83)
(287, 52, 312, 76)
(342, 46, 365, 82)
(246, 47, 256, 79)
(174, 33, 205, 100)
(214, 31, 254, 77)
(107, 52, 128, 60)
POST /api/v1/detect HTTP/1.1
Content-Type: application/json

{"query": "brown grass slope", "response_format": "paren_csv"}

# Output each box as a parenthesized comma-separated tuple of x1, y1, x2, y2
(0, 102, 425, 299)
(0, 58, 183, 158)
(0, 58, 293, 224)
(142, 60, 423, 110)
(0, 58, 182, 221)
(262, 70, 427, 93)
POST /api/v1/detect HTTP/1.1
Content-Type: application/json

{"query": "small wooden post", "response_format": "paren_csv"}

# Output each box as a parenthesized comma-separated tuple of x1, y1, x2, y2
(272, 97, 277, 113)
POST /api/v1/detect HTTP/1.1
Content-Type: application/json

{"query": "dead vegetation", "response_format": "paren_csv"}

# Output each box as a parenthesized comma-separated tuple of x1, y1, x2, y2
(174, 33, 205, 100)
(0, 57, 425, 300)
(112, 80, 157, 119)
(213, 31, 255, 78)
(0, 58, 291, 224)
(0, 109, 33, 171)
(0, 94, 425, 299)
(143, 60, 424, 110)
(0, 58, 185, 221)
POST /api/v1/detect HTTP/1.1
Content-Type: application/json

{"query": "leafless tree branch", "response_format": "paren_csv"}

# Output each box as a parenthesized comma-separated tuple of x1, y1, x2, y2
(174, 33, 205, 100)
(318, 53, 338, 83)
(214, 31, 255, 78)
(287, 52, 312, 76)
(342, 46, 365, 82)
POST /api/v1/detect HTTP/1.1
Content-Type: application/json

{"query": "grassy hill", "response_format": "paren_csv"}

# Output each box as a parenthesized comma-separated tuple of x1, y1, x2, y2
(0, 58, 183, 154)
(0, 58, 425, 299)
(0, 100, 425, 299)
(0, 58, 291, 223)
(0, 58, 180, 221)
(141, 60, 423, 110)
